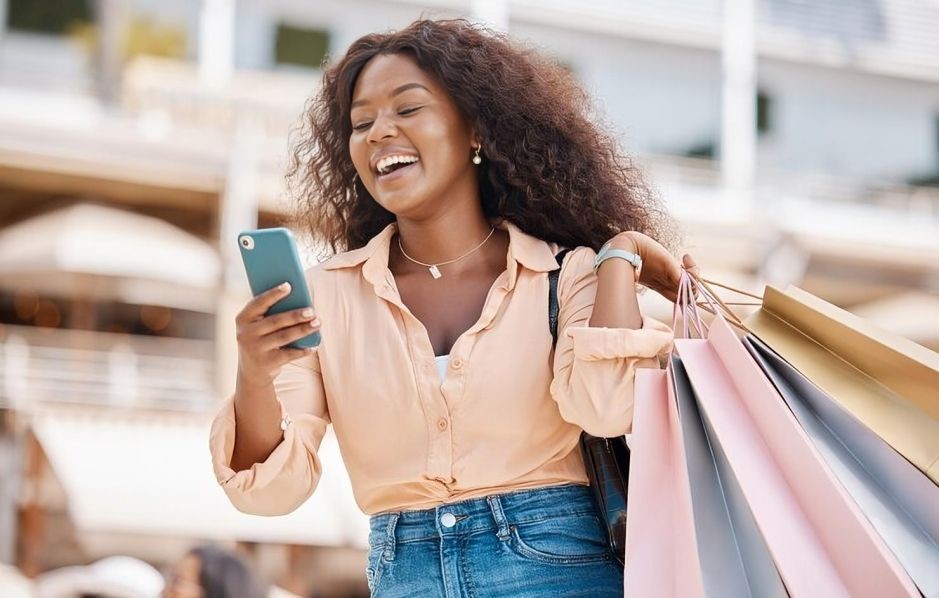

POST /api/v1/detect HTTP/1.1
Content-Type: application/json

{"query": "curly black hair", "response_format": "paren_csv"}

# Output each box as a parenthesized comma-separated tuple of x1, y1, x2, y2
(287, 18, 675, 256)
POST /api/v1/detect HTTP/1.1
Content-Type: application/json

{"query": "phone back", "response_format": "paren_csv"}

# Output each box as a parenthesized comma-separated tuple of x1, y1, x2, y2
(238, 227, 321, 348)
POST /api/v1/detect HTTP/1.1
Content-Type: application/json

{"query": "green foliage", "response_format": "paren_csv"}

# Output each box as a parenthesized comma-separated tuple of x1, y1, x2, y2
(7, 0, 92, 35)
(275, 23, 329, 69)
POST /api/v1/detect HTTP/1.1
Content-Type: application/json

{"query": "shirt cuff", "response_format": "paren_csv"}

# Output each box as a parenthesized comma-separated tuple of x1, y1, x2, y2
(564, 316, 673, 362)
(208, 397, 327, 496)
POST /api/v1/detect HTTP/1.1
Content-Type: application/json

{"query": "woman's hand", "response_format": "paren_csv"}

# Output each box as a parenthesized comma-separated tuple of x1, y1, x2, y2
(606, 231, 698, 303)
(235, 282, 321, 390)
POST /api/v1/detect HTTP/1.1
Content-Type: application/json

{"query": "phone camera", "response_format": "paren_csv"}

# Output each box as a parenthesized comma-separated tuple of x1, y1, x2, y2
(239, 236, 254, 250)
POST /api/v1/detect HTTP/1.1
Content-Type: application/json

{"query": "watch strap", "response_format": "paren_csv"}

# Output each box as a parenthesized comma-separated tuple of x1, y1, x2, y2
(594, 246, 642, 276)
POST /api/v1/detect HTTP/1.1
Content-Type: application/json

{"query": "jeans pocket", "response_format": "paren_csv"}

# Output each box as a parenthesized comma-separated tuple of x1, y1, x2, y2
(507, 513, 612, 565)
(366, 529, 389, 594)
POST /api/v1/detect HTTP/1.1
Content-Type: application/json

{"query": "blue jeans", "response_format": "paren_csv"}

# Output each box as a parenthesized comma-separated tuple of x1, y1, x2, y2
(366, 483, 623, 597)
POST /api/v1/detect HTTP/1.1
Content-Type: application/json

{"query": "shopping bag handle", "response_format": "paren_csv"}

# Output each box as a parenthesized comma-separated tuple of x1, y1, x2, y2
(672, 271, 707, 339)
(698, 277, 763, 302)
(686, 271, 757, 335)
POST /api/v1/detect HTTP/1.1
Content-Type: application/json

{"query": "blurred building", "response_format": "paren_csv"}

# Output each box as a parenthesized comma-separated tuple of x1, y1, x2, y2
(0, 0, 937, 596)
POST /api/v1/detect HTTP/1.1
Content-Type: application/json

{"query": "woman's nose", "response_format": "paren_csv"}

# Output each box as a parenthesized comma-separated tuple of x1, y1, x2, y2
(366, 113, 397, 143)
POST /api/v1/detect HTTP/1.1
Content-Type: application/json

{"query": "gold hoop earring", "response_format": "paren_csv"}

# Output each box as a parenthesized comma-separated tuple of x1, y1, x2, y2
(472, 146, 482, 165)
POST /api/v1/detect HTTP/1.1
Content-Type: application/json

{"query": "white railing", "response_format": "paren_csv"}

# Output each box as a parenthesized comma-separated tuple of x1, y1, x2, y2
(642, 153, 939, 217)
(0, 325, 216, 412)
(122, 56, 317, 144)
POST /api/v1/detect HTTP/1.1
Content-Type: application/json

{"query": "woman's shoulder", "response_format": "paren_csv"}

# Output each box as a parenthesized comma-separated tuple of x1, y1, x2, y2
(553, 244, 597, 273)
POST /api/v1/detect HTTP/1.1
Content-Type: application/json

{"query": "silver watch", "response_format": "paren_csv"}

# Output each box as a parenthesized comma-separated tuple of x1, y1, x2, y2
(594, 241, 643, 278)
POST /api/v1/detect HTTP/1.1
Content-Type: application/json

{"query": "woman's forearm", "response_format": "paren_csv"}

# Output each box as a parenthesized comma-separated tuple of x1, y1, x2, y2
(589, 242, 643, 330)
(230, 372, 285, 472)
(589, 258, 642, 329)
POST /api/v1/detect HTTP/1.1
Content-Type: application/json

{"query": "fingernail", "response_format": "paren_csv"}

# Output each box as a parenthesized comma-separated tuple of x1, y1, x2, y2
(310, 319, 319, 328)
(280, 282, 291, 292)
(301, 308, 313, 318)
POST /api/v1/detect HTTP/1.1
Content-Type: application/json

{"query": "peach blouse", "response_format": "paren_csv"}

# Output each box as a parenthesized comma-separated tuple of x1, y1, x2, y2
(209, 220, 673, 516)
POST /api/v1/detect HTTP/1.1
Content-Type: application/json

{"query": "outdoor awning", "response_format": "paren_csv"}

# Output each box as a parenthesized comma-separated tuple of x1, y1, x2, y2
(0, 202, 221, 311)
(30, 408, 369, 551)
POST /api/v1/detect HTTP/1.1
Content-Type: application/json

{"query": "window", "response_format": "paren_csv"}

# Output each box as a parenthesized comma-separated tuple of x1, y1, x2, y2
(934, 113, 939, 159)
(756, 90, 773, 135)
(274, 23, 330, 69)
(7, 0, 92, 35)
(906, 114, 939, 187)
(684, 140, 716, 159)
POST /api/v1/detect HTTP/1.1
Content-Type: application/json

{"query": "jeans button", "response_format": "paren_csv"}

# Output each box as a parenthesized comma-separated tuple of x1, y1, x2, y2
(440, 512, 456, 528)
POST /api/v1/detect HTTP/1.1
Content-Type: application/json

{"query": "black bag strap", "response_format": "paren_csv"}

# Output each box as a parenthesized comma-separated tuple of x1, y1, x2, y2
(548, 248, 573, 345)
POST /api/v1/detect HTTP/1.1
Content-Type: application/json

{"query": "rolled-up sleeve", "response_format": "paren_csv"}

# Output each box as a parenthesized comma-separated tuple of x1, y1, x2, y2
(209, 350, 330, 515)
(549, 246, 673, 437)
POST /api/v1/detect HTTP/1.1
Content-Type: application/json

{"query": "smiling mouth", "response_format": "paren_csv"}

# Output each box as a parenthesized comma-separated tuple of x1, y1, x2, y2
(376, 160, 419, 182)
(375, 154, 420, 175)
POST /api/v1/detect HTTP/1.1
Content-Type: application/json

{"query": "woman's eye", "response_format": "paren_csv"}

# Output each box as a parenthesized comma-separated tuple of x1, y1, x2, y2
(351, 107, 421, 131)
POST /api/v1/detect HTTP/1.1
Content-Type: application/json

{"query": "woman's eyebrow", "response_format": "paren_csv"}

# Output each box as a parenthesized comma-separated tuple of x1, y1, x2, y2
(351, 82, 431, 109)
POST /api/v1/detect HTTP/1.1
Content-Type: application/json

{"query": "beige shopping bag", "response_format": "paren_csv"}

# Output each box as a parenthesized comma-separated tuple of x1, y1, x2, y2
(745, 285, 939, 484)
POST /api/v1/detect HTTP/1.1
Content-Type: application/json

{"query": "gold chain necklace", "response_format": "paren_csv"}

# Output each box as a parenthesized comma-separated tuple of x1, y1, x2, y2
(397, 226, 496, 279)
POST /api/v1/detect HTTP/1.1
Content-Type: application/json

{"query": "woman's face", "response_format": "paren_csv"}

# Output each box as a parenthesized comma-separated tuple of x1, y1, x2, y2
(348, 53, 477, 217)
(163, 553, 203, 598)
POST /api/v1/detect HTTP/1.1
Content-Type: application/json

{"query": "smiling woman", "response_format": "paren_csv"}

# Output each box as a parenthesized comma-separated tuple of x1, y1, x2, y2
(347, 53, 482, 230)
(287, 19, 677, 256)
(212, 18, 696, 598)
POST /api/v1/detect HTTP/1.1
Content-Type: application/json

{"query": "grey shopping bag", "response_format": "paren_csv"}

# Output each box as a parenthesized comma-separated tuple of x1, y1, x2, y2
(745, 336, 939, 597)
(670, 354, 787, 598)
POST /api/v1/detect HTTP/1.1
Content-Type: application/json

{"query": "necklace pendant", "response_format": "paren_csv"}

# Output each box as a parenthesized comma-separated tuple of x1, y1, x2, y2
(429, 265, 442, 279)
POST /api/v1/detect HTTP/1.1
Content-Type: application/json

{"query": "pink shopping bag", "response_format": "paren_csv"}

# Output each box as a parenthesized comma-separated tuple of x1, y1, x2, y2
(626, 272, 786, 597)
(624, 368, 705, 597)
(675, 312, 919, 597)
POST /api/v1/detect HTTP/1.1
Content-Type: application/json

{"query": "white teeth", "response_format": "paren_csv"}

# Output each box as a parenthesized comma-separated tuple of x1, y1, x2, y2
(376, 155, 419, 175)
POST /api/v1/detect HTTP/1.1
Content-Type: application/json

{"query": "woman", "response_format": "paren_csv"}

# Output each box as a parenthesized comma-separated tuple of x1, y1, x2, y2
(210, 18, 696, 597)
(163, 545, 265, 598)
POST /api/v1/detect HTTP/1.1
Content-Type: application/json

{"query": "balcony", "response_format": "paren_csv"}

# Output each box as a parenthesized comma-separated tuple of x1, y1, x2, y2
(0, 324, 216, 412)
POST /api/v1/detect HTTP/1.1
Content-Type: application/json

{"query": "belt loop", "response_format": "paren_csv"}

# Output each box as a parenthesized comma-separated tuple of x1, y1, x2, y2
(487, 495, 510, 540)
(382, 512, 400, 562)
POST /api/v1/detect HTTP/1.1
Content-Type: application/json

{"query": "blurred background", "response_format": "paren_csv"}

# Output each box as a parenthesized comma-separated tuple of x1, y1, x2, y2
(0, 0, 937, 596)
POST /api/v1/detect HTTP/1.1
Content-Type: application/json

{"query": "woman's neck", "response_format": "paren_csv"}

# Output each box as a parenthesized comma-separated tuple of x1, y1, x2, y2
(395, 212, 495, 267)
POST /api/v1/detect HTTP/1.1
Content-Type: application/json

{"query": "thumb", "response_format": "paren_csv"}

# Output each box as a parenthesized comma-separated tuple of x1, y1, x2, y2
(682, 253, 699, 276)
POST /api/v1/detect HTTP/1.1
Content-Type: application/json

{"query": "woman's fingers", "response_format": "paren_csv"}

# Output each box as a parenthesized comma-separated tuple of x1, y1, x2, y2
(237, 282, 290, 324)
(260, 319, 322, 352)
(253, 307, 318, 337)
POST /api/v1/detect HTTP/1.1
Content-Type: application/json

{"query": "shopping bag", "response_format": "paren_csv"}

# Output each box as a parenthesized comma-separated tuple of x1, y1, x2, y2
(675, 309, 919, 597)
(670, 355, 786, 597)
(625, 273, 786, 597)
(745, 335, 939, 597)
(625, 368, 705, 597)
(745, 285, 939, 483)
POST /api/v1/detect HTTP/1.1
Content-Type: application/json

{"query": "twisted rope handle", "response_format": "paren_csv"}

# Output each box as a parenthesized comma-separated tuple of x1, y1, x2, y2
(672, 270, 708, 339)
(671, 270, 764, 339)
(689, 272, 759, 335)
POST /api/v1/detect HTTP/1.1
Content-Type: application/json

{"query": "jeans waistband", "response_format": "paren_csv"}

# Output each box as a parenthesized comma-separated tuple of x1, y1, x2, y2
(368, 483, 595, 544)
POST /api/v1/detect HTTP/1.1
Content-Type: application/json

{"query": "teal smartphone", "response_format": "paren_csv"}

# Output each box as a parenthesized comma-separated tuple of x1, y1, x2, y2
(237, 227, 321, 349)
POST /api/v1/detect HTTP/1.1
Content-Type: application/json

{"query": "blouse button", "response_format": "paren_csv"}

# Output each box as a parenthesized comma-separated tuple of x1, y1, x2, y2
(437, 418, 449, 431)
(450, 358, 463, 369)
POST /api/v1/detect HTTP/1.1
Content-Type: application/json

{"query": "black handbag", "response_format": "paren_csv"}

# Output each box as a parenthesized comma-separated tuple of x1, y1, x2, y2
(549, 248, 629, 566)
